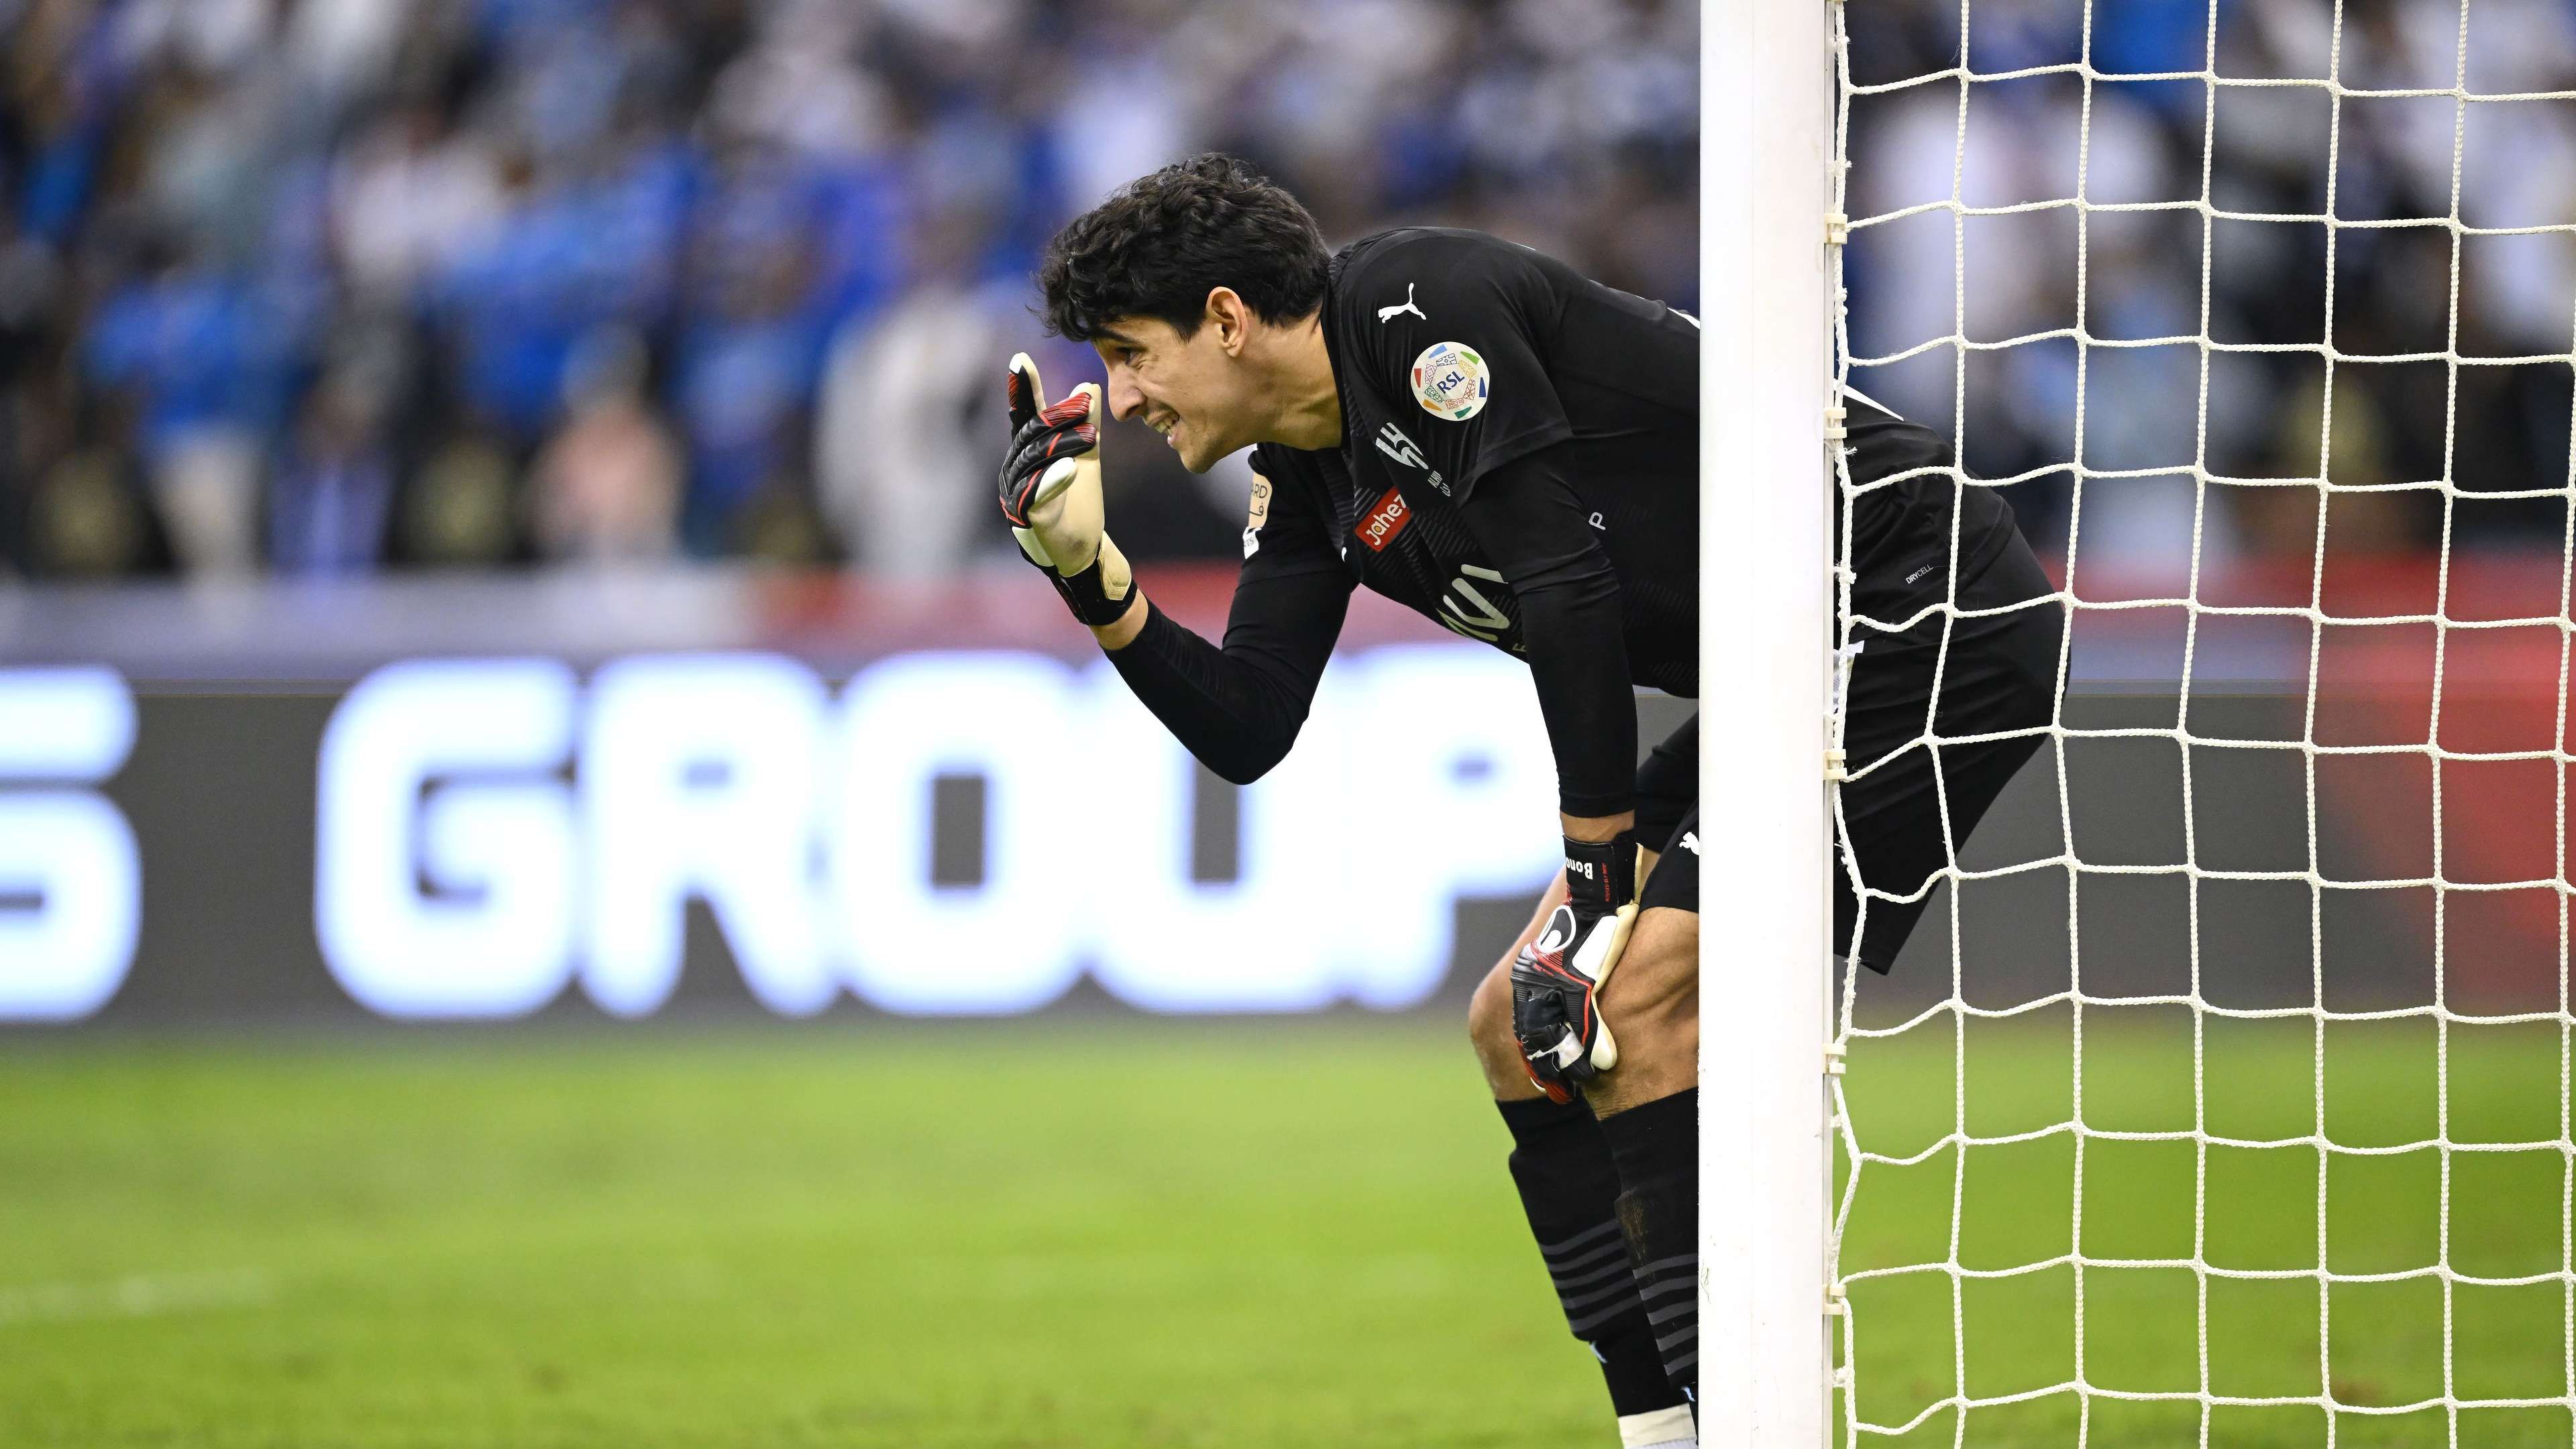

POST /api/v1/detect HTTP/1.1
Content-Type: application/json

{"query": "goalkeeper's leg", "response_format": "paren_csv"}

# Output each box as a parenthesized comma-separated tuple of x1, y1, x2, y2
(1471, 894, 1698, 1448)
(1580, 830, 1701, 1414)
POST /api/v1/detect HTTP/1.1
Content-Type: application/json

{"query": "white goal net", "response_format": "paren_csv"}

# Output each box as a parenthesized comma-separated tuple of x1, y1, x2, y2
(1827, 0, 2576, 1444)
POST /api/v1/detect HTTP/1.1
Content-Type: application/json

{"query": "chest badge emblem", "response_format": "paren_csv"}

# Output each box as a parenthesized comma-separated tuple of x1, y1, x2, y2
(1410, 341, 1489, 421)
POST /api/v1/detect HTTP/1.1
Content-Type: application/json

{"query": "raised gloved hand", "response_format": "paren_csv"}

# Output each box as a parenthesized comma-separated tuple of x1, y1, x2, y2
(1510, 833, 1642, 1103)
(1000, 352, 1135, 627)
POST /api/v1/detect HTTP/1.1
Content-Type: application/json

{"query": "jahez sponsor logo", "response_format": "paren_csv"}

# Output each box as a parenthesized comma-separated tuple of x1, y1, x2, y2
(1356, 486, 1412, 552)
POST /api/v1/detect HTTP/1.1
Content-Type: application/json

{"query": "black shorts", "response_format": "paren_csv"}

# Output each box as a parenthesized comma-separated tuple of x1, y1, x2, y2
(1623, 531, 2061, 971)
(1634, 720, 1701, 916)
(1835, 531, 2061, 972)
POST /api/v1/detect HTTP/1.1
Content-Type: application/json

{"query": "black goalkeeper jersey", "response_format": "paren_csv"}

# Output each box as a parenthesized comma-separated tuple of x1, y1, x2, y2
(1244, 227, 1703, 698)
(1106, 226, 2022, 814)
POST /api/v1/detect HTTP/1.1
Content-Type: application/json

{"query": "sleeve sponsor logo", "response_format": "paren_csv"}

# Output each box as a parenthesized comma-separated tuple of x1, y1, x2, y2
(1356, 486, 1413, 552)
(1373, 423, 1446, 493)
(1410, 341, 1490, 421)
(1373, 423, 1427, 471)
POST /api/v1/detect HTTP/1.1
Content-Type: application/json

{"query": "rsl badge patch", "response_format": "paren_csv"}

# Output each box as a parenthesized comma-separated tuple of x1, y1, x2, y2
(1410, 341, 1490, 421)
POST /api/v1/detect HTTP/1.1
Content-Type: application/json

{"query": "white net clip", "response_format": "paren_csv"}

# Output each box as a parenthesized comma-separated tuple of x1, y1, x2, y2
(1824, 211, 1849, 246)
(1823, 745, 1847, 781)
(1823, 1040, 1848, 1076)
(1823, 405, 1847, 443)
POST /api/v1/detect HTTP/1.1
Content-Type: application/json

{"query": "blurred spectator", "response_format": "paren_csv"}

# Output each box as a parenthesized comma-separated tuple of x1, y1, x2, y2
(732, 476, 837, 567)
(329, 103, 506, 307)
(0, 0, 1699, 579)
(27, 425, 162, 576)
(397, 423, 519, 568)
(268, 370, 393, 577)
(815, 201, 1025, 577)
(81, 237, 290, 575)
(531, 326, 681, 561)
(1845, 0, 2576, 567)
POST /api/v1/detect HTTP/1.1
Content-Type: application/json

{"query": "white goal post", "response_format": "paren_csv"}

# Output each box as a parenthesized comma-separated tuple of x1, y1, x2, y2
(1702, 0, 2576, 1443)
(1699, 0, 1837, 1442)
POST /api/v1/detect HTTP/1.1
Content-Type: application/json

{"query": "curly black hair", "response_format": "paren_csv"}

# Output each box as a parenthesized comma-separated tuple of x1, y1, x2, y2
(1036, 154, 1331, 342)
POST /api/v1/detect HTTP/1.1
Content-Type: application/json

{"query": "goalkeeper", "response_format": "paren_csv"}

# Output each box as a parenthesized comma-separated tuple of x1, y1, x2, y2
(1000, 154, 2060, 1444)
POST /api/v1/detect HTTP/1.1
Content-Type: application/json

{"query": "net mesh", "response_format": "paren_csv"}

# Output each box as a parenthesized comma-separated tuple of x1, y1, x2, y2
(1827, 0, 2576, 1441)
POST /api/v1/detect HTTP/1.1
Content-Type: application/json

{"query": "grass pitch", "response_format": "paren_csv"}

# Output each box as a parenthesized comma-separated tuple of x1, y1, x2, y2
(1, 1016, 2567, 1447)
(2, 1022, 1590, 1449)
(1837, 1010, 2575, 1446)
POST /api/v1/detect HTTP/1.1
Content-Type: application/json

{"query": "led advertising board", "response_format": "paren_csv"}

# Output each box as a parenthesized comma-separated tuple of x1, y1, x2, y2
(1, 648, 1562, 1024)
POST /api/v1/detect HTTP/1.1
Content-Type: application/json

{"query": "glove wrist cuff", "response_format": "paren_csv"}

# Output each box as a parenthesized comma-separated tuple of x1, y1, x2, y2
(1048, 553, 1135, 627)
(1562, 833, 1638, 910)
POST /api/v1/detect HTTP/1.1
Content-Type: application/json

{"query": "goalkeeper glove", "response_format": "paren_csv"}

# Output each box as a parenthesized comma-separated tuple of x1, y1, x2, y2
(1000, 352, 1136, 627)
(1511, 833, 1643, 1104)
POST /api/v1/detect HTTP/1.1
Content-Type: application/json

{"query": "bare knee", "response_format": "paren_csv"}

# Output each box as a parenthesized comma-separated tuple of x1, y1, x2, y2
(1585, 906, 1699, 1116)
(1468, 959, 1541, 1100)
(1468, 876, 1568, 1102)
(1603, 906, 1698, 1027)
(1467, 959, 1511, 1051)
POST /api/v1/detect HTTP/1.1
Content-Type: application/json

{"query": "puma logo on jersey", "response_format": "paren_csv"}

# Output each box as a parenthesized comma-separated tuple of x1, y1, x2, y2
(1374, 422, 1427, 471)
(1679, 830, 1701, 856)
(1377, 283, 1427, 324)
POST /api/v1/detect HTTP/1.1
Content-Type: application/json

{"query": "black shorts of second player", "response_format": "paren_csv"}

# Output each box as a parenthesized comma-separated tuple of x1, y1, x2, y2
(1834, 530, 2063, 974)
(1634, 717, 1699, 916)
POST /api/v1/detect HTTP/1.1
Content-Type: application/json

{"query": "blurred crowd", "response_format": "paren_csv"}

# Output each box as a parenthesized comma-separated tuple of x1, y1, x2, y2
(0, 0, 1698, 581)
(1846, 0, 2576, 571)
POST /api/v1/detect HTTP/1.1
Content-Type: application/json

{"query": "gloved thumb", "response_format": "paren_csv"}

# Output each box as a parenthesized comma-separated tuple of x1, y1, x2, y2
(1006, 352, 1046, 436)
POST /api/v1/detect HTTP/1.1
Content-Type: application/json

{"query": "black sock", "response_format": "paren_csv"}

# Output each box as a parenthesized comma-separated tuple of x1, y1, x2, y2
(1497, 1095, 1688, 1421)
(1599, 1087, 1699, 1408)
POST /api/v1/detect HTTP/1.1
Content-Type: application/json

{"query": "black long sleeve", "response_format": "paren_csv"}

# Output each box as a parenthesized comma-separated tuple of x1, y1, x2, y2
(1455, 449, 1635, 818)
(1106, 564, 1352, 785)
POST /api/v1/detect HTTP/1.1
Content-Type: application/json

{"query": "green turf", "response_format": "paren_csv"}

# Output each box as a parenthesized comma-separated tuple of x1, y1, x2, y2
(1, 1016, 2567, 1447)
(0, 1022, 1593, 1449)
(1836, 1008, 2575, 1446)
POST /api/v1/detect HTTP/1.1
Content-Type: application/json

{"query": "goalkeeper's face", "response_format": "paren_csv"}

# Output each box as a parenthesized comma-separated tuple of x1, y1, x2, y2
(1091, 313, 1260, 475)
